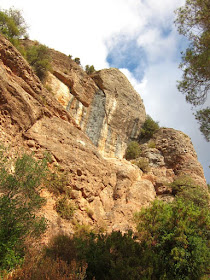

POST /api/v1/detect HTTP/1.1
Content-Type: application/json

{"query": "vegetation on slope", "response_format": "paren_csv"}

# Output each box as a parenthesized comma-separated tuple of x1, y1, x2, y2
(1, 146, 209, 280)
(139, 115, 160, 141)
(0, 147, 48, 273)
(0, 8, 51, 82)
(0, 4, 209, 280)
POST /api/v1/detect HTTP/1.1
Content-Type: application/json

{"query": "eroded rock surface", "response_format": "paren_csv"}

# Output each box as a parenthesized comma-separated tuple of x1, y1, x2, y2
(42, 47, 146, 158)
(0, 35, 154, 238)
(0, 35, 207, 241)
(139, 128, 207, 197)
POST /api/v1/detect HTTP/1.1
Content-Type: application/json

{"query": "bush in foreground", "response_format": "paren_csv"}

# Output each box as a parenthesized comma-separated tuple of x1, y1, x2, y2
(0, 149, 48, 273)
(135, 190, 210, 279)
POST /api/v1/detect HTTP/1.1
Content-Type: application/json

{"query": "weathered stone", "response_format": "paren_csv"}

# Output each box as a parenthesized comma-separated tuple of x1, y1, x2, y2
(0, 34, 207, 240)
(141, 147, 165, 167)
(44, 55, 147, 158)
(91, 69, 146, 158)
(48, 48, 98, 107)
(153, 128, 206, 187)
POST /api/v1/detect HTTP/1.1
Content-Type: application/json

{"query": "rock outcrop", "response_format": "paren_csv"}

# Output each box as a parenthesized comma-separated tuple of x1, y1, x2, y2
(44, 47, 146, 158)
(140, 128, 207, 197)
(0, 35, 153, 237)
(0, 35, 207, 240)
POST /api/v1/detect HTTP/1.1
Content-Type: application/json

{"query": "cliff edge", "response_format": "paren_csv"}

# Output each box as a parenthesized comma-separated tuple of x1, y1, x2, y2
(0, 35, 207, 239)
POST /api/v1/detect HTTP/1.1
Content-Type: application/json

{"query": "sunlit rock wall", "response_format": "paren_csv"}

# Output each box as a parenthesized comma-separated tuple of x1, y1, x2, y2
(45, 52, 146, 158)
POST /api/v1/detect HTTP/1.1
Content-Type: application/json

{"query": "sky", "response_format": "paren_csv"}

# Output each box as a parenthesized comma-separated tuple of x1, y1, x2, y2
(1, 0, 209, 182)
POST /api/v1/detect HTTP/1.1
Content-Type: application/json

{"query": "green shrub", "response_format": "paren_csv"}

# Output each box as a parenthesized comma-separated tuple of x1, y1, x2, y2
(8, 245, 87, 280)
(74, 57, 81, 65)
(75, 231, 143, 280)
(46, 166, 70, 196)
(56, 196, 76, 220)
(139, 115, 159, 140)
(135, 198, 210, 280)
(44, 84, 53, 93)
(148, 140, 156, 148)
(85, 65, 95, 75)
(45, 234, 77, 264)
(132, 157, 150, 172)
(170, 175, 196, 195)
(26, 43, 51, 81)
(170, 175, 209, 208)
(0, 150, 48, 272)
(125, 141, 141, 160)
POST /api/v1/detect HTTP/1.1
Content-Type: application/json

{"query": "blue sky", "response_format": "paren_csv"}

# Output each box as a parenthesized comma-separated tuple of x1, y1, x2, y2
(107, 39, 147, 80)
(1, 0, 209, 182)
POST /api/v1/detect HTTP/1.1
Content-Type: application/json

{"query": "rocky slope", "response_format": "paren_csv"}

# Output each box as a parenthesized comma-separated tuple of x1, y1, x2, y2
(0, 35, 207, 240)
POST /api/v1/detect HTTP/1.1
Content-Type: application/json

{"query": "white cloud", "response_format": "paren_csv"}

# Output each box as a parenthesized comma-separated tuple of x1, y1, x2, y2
(121, 64, 210, 182)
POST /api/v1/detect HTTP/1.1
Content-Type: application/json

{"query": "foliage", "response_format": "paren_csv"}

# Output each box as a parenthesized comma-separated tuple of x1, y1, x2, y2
(56, 196, 76, 220)
(0, 150, 48, 272)
(148, 140, 156, 148)
(10, 176, 208, 280)
(45, 234, 78, 264)
(125, 141, 141, 160)
(139, 115, 159, 140)
(75, 231, 143, 280)
(7, 246, 87, 280)
(46, 166, 70, 196)
(45, 231, 144, 280)
(85, 65, 96, 75)
(170, 175, 197, 195)
(135, 198, 210, 280)
(74, 57, 81, 65)
(175, 0, 210, 140)
(25, 43, 51, 81)
(195, 107, 210, 141)
(0, 8, 27, 45)
(73, 224, 95, 239)
(132, 157, 150, 173)
(170, 175, 210, 208)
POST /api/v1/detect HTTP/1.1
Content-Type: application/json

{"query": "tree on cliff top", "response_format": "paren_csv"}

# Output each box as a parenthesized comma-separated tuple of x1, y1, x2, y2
(0, 8, 27, 44)
(175, 0, 210, 141)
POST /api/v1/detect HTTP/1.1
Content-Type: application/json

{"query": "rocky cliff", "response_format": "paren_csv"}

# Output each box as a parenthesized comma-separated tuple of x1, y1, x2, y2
(0, 35, 207, 239)
(44, 47, 146, 158)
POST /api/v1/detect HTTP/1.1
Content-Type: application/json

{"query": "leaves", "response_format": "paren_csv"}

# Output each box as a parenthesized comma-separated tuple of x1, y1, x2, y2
(135, 191, 210, 279)
(195, 107, 210, 141)
(0, 151, 48, 271)
(175, 0, 210, 141)
(125, 141, 141, 160)
(139, 115, 159, 141)
(0, 8, 28, 48)
(26, 44, 52, 81)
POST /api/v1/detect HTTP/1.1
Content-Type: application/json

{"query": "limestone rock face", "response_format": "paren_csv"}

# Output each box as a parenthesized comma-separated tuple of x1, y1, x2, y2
(0, 35, 207, 240)
(42, 48, 146, 158)
(0, 35, 154, 238)
(90, 69, 146, 157)
(49, 48, 97, 107)
(153, 128, 206, 186)
(139, 128, 207, 197)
